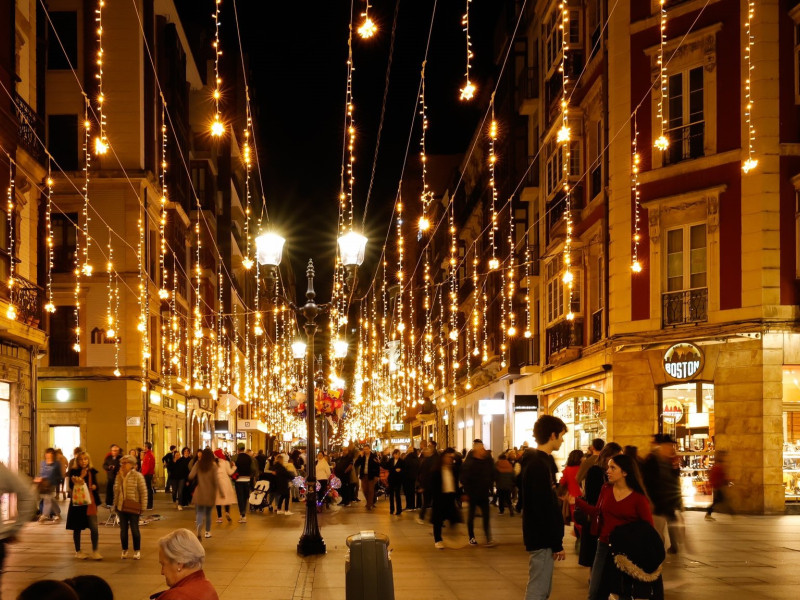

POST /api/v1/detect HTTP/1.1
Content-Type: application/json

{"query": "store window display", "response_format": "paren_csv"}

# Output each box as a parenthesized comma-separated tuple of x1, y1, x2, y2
(658, 382, 714, 507)
(551, 394, 606, 467)
(782, 367, 800, 503)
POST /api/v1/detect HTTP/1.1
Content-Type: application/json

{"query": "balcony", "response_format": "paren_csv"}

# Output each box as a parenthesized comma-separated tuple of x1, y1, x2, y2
(663, 122, 704, 166)
(662, 288, 708, 327)
(0, 273, 45, 329)
(546, 318, 584, 365)
(12, 92, 46, 164)
(591, 308, 603, 344)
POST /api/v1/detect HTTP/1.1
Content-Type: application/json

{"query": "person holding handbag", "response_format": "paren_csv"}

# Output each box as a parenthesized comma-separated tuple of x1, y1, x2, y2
(66, 452, 102, 560)
(575, 454, 655, 600)
(114, 455, 147, 559)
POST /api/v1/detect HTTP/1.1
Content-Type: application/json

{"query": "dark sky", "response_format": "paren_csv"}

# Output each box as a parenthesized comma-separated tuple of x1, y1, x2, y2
(178, 0, 502, 301)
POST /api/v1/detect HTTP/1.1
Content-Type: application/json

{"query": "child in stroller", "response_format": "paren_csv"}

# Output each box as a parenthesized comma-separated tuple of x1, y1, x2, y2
(249, 479, 270, 512)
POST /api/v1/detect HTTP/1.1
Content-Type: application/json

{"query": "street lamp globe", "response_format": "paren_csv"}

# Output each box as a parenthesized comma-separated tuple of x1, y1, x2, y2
(337, 231, 367, 267)
(255, 232, 286, 266)
(333, 338, 349, 359)
(291, 339, 307, 360)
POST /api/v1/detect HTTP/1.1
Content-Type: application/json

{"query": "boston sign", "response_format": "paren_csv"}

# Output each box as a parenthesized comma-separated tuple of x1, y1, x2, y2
(663, 343, 703, 380)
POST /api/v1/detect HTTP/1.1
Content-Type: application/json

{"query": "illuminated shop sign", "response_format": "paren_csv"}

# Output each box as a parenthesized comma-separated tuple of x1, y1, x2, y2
(663, 343, 703, 380)
(662, 399, 684, 423)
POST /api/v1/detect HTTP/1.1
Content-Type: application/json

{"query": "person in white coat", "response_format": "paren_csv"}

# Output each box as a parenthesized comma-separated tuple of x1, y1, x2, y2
(315, 451, 332, 510)
(213, 449, 237, 523)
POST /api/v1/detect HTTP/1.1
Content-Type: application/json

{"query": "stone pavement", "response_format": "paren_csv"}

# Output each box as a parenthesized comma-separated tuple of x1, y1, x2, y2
(2, 492, 800, 599)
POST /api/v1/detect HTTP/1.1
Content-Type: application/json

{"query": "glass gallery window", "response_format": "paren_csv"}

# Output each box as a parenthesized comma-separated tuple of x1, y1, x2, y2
(551, 394, 605, 468)
(783, 367, 800, 503)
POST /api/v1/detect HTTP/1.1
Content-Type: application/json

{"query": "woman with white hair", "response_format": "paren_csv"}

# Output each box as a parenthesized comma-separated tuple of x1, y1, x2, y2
(154, 528, 219, 599)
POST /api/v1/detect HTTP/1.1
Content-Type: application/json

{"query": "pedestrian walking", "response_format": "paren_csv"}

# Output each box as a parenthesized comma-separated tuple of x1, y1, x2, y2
(315, 451, 332, 509)
(266, 454, 293, 515)
(642, 434, 683, 552)
(431, 449, 461, 549)
(333, 446, 355, 507)
(188, 448, 219, 540)
(402, 446, 419, 510)
(460, 439, 495, 546)
(559, 449, 584, 528)
(155, 529, 220, 599)
(102, 445, 121, 508)
(213, 449, 236, 524)
(172, 448, 192, 510)
(354, 445, 381, 510)
(0, 461, 36, 576)
(522, 415, 567, 600)
(66, 452, 102, 560)
(576, 454, 662, 600)
(114, 455, 147, 559)
(140, 443, 156, 510)
(495, 453, 515, 516)
(416, 442, 437, 523)
(55, 449, 69, 501)
(383, 449, 404, 515)
(162, 445, 177, 499)
(576, 438, 605, 487)
(706, 450, 734, 520)
(232, 443, 256, 522)
(36, 448, 63, 522)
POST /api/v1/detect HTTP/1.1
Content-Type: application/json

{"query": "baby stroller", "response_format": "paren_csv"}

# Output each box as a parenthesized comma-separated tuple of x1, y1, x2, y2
(374, 467, 389, 500)
(249, 480, 270, 512)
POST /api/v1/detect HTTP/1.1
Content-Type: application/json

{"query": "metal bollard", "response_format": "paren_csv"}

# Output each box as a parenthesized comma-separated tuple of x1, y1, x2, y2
(345, 530, 394, 600)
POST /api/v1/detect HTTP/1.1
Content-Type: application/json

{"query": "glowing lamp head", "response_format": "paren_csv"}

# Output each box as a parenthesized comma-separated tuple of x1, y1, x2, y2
(6, 305, 16, 320)
(337, 231, 368, 267)
(45, 302, 56, 314)
(742, 158, 758, 174)
(158, 288, 169, 300)
(459, 81, 476, 101)
(291, 340, 307, 360)
(556, 126, 571, 143)
(654, 135, 670, 151)
(241, 257, 254, 270)
(631, 260, 642, 273)
(94, 137, 108, 155)
(418, 216, 430, 232)
(448, 330, 458, 341)
(210, 116, 225, 137)
(72, 343, 81, 353)
(106, 328, 116, 339)
(358, 17, 377, 39)
(508, 326, 517, 337)
(562, 270, 574, 285)
(255, 232, 285, 267)
(524, 330, 532, 338)
(113, 368, 121, 377)
(488, 258, 499, 270)
(333, 338, 349, 359)
(566, 311, 575, 321)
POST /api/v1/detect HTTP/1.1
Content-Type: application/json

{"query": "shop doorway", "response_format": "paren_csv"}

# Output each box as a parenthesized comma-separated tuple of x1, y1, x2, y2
(50, 425, 81, 454)
(0, 386, 10, 521)
(551, 393, 606, 468)
(658, 381, 714, 507)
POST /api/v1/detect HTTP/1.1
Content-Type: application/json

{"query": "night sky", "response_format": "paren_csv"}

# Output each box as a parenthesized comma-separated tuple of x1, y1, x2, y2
(177, 0, 502, 301)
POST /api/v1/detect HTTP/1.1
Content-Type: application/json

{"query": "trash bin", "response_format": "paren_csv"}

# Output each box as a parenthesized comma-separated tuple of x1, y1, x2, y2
(345, 530, 394, 600)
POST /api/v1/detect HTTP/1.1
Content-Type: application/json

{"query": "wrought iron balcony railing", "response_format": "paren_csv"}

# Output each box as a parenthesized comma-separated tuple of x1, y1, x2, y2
(12, 91, 46, 164)
(662, 288, 708, 327)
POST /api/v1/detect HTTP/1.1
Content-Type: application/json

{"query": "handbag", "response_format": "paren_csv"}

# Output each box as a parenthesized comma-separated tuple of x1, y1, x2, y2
(120, 499, 142, 515)
(589, 492, 604, 537)
(71, 477, 91, 506)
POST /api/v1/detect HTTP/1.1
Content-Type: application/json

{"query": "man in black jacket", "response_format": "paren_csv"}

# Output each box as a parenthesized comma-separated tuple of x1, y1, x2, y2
(415, 441, 437, 523)
(162, 445, 176, 499)
(460, 439, 495, 546)
(233, 443, 256, 522)
(402, 447, 419, 510)
(383, 449, 405, 515)
(102, 444, 121, 507)
(354, 446, 381, 509)
(522, 415, 567, 600)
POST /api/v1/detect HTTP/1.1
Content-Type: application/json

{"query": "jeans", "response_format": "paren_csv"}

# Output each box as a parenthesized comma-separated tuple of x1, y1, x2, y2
(41, 493, 61, 518)
(467, 496, 491, 541)
(524, 548, 555, 600)
(174, 479, 187, 506)
(235, 480, 250, 517)
(195, 505, 213, 534)
(587, 542, 611, 600)
(73, 515, 99, 551)
(144, 474, 154, 509)
(117, 511, 141, 551)
(388, 485, 403, 514)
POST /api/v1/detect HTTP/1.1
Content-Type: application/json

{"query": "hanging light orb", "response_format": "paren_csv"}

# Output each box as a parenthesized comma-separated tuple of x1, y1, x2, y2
(210, 116, 225, 137)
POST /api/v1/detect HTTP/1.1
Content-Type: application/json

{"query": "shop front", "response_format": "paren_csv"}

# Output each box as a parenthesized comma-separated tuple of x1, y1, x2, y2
(549, 391, 607, 468)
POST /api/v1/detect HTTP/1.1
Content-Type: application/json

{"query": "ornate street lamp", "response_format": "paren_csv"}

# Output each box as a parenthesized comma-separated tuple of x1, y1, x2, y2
(257, 231, 366, 556)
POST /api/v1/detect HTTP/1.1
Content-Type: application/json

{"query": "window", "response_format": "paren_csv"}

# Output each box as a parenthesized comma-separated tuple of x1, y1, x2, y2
(545, 128, 581, 197)
(49, 306, 79, 367)
(795, 23, 800, 103)
(591, 120, 603, 199)
(663, 224, 708, 326)
(51, 213, 78, 273)
(544, 9, 580, 75)
(48, 115, 79, 171)
(47, 12, 78, 70)
(664, 67, 704, 165)
(588, 0, 602, 58)
(546, 256, 564, 323)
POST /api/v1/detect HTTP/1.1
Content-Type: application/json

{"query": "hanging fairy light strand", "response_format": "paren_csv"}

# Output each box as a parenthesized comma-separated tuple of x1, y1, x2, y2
(94, 0, 109, 155)
(357, 0, 377, 39)
(654, 0, 669, 151)
(559, 2, 575, 321)
(5, 160, 15, 320)
(81, 96, 93, 278)
(210, 0, 224, 137)
(459, 0, 476, 101)
(488, 99, 499, 270)
(44, 164, 55, 314)
(631, 110, 643, 273)
(742, 0, 758, 174)
(241, 101, 254, 271)
(158, 100, 169, 299)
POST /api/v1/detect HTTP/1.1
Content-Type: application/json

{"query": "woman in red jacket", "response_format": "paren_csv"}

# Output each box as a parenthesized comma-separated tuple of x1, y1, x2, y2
(154, 528, 219, 599)
(575, 453, 653, 600)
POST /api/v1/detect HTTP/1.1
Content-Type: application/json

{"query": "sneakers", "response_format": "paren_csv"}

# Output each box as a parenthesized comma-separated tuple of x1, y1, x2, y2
(226, 513, 232, 522)
(485, 540, 496, 547)
(705, 514, 716, 521)
(38, 516, 48, 523)
(90, 551, 103, 560)
(415, 517, 425, 525)
(204, 531, 212, 538)
(468, 538, 478, 546)
(216, 518, 223, 523)
(238, 517, 247, 523)
(121, 550, 129, 559)
(133, 551, 141, 560)
(284, 511, 294, 516)
(75, 551, 88, 560)
(177, 505, 183, 511)
(276, 510, 284, 515)
(434, 541, 445, 549)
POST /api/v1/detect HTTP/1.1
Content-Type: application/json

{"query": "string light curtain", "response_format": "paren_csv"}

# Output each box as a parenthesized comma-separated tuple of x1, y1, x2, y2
(459, 0, 476, 101)
(631, 110, 642, 273)
(357, 0, 377, 39)
(210, 0, 225, 137)
(653, 0, 669, 151)
(5, 161, 15, 320)
(94, 0, 109, 155)
(558, 2, 575, 321)
(742, 0, 758, 174)
(44, 166, 55, 314)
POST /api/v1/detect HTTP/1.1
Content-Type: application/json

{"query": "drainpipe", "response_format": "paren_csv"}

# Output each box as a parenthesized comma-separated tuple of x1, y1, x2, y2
(29, 344, 38, 477)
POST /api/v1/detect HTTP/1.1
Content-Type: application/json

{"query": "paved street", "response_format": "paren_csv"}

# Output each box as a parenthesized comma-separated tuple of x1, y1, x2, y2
(2, 492, 800, 600)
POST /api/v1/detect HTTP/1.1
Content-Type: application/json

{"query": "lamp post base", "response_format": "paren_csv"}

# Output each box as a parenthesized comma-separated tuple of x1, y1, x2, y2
(297, 534, 327, 556)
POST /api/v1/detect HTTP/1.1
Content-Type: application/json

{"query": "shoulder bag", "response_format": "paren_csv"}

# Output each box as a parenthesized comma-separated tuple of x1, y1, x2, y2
(121, 498, 142, 515)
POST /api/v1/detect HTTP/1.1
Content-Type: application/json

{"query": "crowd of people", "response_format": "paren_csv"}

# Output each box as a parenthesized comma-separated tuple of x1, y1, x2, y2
(5, 414, 735, 600)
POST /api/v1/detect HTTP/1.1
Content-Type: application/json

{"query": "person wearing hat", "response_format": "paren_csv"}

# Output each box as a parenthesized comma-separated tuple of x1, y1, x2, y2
(642, 434, 682, 553)
(460, 439, 496, 546)
(233, 443, 257, 523)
